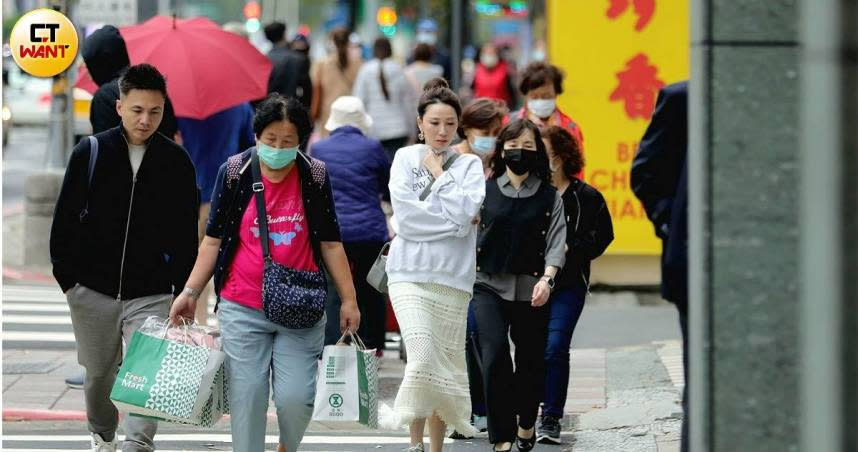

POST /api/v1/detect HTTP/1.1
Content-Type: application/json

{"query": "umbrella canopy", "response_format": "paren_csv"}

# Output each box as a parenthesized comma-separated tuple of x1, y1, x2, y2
(76, 16, 271, 119)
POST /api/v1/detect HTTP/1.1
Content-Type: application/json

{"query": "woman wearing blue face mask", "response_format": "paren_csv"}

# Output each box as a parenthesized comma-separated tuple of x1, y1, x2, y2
(511, 62, 585, 177)
(170, 94, 361, 452)
(453, 98, 507, 179)
(447, 97, 506, 441)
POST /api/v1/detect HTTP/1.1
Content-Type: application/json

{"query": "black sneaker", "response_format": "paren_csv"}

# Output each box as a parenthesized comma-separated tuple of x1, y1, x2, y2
(65, 372, 84, 390)
(537, 415, 562, 445)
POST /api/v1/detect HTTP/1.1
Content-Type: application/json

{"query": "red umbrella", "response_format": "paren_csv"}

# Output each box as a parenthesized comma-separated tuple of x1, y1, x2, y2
(76, 16, 271, 119)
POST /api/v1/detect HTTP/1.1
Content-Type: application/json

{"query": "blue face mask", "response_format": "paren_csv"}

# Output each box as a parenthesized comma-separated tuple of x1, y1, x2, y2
(257, 142, 298, 169)
(470, 135, 497, 156)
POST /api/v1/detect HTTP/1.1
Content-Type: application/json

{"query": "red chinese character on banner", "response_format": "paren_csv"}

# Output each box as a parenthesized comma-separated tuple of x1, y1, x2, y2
(606, 0, 655, 32)
(609, 53, 665, 120)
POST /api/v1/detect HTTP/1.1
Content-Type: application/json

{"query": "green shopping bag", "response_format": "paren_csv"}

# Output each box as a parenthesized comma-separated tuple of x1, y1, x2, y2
(110, 327, 224, 425)
(312, 332, 378, 428)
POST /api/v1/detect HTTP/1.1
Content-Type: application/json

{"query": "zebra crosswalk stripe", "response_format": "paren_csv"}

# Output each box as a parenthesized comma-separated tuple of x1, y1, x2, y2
(2, 284, 74, 347)
(1, 433, 447, 450)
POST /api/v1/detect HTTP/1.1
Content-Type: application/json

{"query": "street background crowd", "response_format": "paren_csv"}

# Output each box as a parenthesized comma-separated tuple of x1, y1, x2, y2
(1, 2, 688, 452)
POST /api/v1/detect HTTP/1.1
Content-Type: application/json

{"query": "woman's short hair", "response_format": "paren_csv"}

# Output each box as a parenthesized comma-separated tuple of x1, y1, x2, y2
(543, 125, 585, 178)
(252, 93, 313, 145)
(489, 119, 551, 183)
(413, 43, 433, 62)
(519, 62, 564, 96)
(461, 98, 508, 132)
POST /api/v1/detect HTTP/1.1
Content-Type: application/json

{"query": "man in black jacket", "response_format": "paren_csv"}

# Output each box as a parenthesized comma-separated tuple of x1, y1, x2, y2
(63, 24, 183, 393)
(50, 64, 199, 452)
(631, 80, 688, 452)
(264, 21, 312, 110)
(82, 25, 179, 140)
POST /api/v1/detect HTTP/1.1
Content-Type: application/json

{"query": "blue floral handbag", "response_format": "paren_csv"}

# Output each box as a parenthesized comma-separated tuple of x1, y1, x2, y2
(251, 151, 327, 329)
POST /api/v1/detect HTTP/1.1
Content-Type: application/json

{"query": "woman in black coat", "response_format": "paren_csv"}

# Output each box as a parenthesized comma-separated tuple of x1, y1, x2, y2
(536, 125, 614, 445)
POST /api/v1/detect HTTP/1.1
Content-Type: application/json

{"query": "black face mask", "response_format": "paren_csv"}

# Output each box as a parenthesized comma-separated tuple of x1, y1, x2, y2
(503, 148, 536, 175)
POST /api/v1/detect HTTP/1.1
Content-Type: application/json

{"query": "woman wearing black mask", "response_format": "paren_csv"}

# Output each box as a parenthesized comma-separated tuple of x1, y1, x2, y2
(472, 119, 567, 452)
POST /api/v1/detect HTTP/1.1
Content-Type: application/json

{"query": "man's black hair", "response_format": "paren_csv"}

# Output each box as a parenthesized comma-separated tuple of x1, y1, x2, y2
(118, 63, 167, 98)
(264, 21, 287, 44)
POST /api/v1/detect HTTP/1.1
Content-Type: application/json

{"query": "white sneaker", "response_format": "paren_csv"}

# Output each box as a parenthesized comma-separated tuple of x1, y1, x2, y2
(91, 433, 118, 452)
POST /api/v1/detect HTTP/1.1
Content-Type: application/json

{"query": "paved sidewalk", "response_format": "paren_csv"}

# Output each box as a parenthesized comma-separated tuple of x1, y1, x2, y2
(2, 206, 684, 450)
(3, 342, 684, 451)
(3, 210, 54, 283)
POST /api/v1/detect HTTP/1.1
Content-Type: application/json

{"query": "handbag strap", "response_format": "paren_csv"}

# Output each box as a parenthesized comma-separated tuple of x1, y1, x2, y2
(418, 152, 460, 201)
(79, 136, 99, 220)
(374, 242, 391, 260)
(250, 150, 272, 261)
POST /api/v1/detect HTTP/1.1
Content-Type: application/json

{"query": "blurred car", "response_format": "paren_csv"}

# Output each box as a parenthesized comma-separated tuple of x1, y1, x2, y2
(2, 102, 11, 146)
(4, 62, 92, 139)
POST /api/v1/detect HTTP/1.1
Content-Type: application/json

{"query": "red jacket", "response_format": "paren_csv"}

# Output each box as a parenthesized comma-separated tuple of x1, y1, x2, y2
(473, 60, 515, 106)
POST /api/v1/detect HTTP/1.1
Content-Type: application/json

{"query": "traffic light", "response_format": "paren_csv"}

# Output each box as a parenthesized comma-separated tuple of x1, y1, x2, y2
(243, 1, 261, 19)
(377, 6, 397, 37)
(244, 1, 261, 33)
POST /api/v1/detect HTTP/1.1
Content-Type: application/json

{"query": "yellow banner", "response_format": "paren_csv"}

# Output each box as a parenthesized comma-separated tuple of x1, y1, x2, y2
(547, 0, 689, 254)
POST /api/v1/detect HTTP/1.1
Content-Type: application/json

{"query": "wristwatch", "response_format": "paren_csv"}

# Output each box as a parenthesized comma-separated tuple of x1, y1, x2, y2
(540, 275, 556, 290)
(182, 286, 201, 300)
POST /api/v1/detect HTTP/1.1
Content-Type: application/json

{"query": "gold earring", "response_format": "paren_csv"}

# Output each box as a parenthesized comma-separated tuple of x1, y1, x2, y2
(418, 131, 425, 141)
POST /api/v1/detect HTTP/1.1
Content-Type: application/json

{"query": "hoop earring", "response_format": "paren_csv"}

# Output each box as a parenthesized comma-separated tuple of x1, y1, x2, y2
(418, 131, 425, 141)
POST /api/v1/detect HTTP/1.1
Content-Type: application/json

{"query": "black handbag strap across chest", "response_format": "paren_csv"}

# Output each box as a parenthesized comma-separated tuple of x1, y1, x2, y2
(250, 151, 273, 261)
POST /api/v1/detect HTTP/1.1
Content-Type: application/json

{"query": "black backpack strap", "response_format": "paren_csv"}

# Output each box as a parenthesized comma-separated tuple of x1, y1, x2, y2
(419, 152, 460, 201)
(79, 136, 99, 222)
(250, 150, 271, 261)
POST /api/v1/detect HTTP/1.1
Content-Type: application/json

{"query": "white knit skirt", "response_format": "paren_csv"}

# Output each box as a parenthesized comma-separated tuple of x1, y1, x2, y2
(382, 282, 477, 436)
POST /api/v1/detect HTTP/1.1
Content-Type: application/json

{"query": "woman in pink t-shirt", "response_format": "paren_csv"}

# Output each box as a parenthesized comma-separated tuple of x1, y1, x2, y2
(170, 94, 360, 452)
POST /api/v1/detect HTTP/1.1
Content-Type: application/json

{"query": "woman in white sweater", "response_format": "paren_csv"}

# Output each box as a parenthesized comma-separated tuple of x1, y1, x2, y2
(353, 37, 417, 162)
(384, 78, 487, 452)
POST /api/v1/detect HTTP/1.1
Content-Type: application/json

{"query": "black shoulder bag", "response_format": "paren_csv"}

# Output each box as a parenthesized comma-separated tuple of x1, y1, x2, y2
(251, 151, 327, 329)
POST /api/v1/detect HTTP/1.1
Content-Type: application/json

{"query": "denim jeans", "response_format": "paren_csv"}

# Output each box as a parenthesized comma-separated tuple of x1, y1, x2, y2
(465, 300, 486, 416)
(542, 287, 587, 418)
(218, 298, 325, 451)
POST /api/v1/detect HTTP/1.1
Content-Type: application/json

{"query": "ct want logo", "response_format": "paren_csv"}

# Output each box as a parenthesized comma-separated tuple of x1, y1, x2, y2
(10, 9, 79, 77)
(328, 394, 344, 408)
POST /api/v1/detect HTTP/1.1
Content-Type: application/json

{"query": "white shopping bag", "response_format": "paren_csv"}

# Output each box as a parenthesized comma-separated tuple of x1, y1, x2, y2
(312, 332, 378, 428)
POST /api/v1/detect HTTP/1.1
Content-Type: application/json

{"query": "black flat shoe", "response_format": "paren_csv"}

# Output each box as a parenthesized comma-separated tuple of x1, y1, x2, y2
(516, 431, 536, 451)
(493, 442, 513, 452)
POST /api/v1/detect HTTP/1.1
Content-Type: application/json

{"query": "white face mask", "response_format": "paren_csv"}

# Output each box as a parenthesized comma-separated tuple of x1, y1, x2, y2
(480, 53, 498, 68)
(416, 31, 437, 45)
(528, 99, 556, 119)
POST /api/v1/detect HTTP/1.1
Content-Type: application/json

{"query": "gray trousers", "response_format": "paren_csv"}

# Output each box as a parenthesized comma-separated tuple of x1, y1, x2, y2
(67, 284, 172, 452)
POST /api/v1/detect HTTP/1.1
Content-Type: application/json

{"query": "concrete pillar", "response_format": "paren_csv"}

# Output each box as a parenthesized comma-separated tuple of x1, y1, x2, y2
(799, 1, 857, 451)
(24, 171, 64, 267)
(689, 1, 800, 451)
